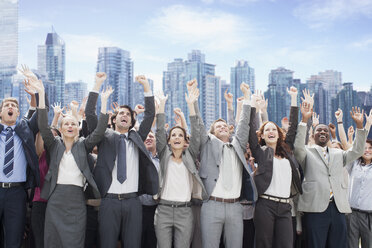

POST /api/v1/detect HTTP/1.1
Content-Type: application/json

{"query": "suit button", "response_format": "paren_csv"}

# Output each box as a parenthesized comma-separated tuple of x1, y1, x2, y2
(217, 165, 219, 168)
(214, 179, 217, 182)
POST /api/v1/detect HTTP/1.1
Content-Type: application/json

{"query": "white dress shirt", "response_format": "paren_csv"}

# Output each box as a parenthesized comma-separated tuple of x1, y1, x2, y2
(57, 151, 85, 187)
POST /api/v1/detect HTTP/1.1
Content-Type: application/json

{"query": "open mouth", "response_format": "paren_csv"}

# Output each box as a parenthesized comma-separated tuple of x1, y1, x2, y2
(268, 135, 275, 139)
(121, 119, 128, 124)
(174, 141, 181, 145)
(145, 140, 153, 145)
(8, 111, 13, 116)
(319, 135, 327, 139)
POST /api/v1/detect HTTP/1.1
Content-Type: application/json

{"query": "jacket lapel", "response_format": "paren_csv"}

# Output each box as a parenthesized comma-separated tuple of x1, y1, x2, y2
(314, 145, 329, 167)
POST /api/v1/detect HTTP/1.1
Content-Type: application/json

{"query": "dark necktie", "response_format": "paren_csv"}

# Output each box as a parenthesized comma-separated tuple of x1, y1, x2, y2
(117, 134, 127, 183)
(3, 127, 14, 178)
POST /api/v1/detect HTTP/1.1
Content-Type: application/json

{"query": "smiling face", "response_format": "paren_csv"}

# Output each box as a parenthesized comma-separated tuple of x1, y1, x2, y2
(314, 124, 330, 147)
(115, 107, 133, 131)
(59, 116, 79, 139)
(212, 120, 230, 142)
(362, 141, 372, 164)
(168, 127, 186, 151)
(0, 99, 20, 126)
(261, 122, 279, 146)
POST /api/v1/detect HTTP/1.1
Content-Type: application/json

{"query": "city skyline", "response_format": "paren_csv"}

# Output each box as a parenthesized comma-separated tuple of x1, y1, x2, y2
(17, 0, 372, 92)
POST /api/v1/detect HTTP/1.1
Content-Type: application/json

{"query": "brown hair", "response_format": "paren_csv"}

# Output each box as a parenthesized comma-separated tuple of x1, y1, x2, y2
(167, 126, 188, 143)
(209, 118, 227, 134)
(0, 98, 19, 110)
(257, 121, 291, 159)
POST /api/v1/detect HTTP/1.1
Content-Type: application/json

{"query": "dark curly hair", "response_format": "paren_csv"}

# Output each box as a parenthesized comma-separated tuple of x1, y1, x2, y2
(257, 121, 291, 159)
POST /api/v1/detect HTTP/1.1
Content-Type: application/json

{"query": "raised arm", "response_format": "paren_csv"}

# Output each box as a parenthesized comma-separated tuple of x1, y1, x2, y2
(224, 89, 235, 127)
(84, 86, 112, 151)
(51, 103, 63, 128)
(135, 75, 155, 141)
(234, 83, 252, 151)
(185, 88, 201, 158)
(248, 107, 264, 161)
(155, 92, 169, 157)
(365, 109, 372, 134)
(285, 87, 299, 149)
(343, 107, 368, 165)
(294, 101, 312, 169)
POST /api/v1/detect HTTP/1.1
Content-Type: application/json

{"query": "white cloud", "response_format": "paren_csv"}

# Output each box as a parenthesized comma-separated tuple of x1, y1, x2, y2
(147, 5, 258, 52)
(293, 0, 372, 29)
(202, 0, 259, 5)
(62, 34, 119, 63)
(351, 37, 372, 48)
(19, 17, 51, 32)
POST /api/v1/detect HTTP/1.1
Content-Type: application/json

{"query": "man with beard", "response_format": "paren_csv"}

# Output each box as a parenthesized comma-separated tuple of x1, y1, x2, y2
(294, 104, 368, 248)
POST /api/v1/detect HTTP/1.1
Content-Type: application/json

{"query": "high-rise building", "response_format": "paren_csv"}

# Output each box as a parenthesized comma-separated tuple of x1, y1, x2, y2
(331, 82, 359, 130)
(65, 81, 88, 105)
(0, 0, 18, 102)
(220, 81, 229, 122)
(306, 79, 328, 124)
(265, 67, 294, 124)
(204, 75, 221, 129)
(162, 50, 217, 128)
(230, 60, 255, 114)
(309, 70, 342, 123)
(38, 31, 65, 105)
(96, 47, 133, 111)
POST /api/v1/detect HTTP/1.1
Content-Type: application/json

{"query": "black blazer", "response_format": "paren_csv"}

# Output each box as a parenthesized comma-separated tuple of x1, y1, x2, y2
(0, 113, 40, 189)
(249, 107, 302, 197)
(85, 92, 158, 197)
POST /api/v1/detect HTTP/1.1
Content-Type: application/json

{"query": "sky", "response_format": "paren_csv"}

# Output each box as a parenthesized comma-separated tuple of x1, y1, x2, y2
(18, 0, 372, 92)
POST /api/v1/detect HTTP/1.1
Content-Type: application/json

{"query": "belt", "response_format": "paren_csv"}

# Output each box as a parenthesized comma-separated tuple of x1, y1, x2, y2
(351, 208, 372, 214)
(158, 202, 192, 208)
(209, 196, 240, 203)
(0, 182, 23, 188)
(260, 195, 290, 204)
(105, 192, 138, 200)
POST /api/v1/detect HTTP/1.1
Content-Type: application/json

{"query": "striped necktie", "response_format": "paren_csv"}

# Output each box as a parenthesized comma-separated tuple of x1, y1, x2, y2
(3, 127, 14, 178)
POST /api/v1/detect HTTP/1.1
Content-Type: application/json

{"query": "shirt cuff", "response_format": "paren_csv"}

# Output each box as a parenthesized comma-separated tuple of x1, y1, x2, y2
(144, 91, 153, 97)
(29, 107, 36, 111)
(299, 122, 307, 126)
(90, 90, 99, 94)
(243, 100, 251, 105)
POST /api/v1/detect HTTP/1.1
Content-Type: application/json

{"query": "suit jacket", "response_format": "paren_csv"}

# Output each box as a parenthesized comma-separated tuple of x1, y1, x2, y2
(37, 108, 107, 200)
(155, 113, 208, 201)
(249, 106, 302, 197)
(294, 123, 367, 213)
(197, 102, 257, 202)
(85, 92, 158, 197)
(0, 112, 40, 189)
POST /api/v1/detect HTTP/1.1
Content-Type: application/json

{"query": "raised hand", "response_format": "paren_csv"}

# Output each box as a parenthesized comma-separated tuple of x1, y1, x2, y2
(186, 79, 197, 93)
(335, 108, 343, 122)
(301, 89, 314, 110)
(174, 108, 185, 127)
(111, 102, 119, 113)
(287, 86, 298, 106)
(350, 107, 364, 129)
(23, 79, 36, 96)
(312, 112, 319, 127)
(224, 89, 233, 104)
(78, 96, 88, 118)
(240, 82, 251, 101)
(135, 75, 150, 92)
(101, 86, 114, 101)
(185, 88, 199, 105)
(155, 90, 168, 113)
(134, 104, 145, 115)
(348, 125, 355, 139)
(328, 123, 336, 139)
(96, 72, 107, 85)
(365, 109, 372, 130)
(52, 102, 64, 116)
(251, 90, 261, 109)
(300, 101, 312, 123)
(18, 64, 38, 82)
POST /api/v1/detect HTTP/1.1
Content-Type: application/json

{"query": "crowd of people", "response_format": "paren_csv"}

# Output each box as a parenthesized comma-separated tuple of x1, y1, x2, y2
(0, 66, 371, 248)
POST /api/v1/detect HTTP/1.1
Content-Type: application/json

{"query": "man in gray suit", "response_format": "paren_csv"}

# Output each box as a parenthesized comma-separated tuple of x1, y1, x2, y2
(294, 103, 368, 248)
(188, 80, 257, 248)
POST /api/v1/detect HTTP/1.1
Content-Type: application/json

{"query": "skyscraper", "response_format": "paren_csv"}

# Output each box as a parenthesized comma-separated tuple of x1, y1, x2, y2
(220, 80, 229, 122)
(65, 81, 88, 105)
(162, 50, 217, 128)
(0, 0, 18, 102)
(306, 79, 328, 124)
(230, 60, 255, 114)
(265, 67, 294, 124)
(96, 47, 133, 110)
(204, 75, 221, 129)
(38, 31, 65, 105)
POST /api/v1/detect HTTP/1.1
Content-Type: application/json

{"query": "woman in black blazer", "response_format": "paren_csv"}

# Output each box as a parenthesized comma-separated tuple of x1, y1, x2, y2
(248, 87, 303, 248)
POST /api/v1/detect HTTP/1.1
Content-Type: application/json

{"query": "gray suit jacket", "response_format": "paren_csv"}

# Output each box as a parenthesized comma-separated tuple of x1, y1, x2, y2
(197, 103, 257, 202)
(294, 124, 367, 213)
(155, 113, 208, 201)
(37, 108, 108, 200)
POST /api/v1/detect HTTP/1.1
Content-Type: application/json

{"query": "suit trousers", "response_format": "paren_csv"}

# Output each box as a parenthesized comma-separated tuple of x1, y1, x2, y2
(44, 184, 86, 248)
(201, 200, 244, 248)
(98, 196, 142, 248)
(347, 210, 372, 248)
(154, 201, 193, 248)
(254, 198, 293, 248)
(304, 200, 347, 248)
(0, 186, 26, 248)
(141, 205, 157, 248)
(31, 201, 47, 248)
